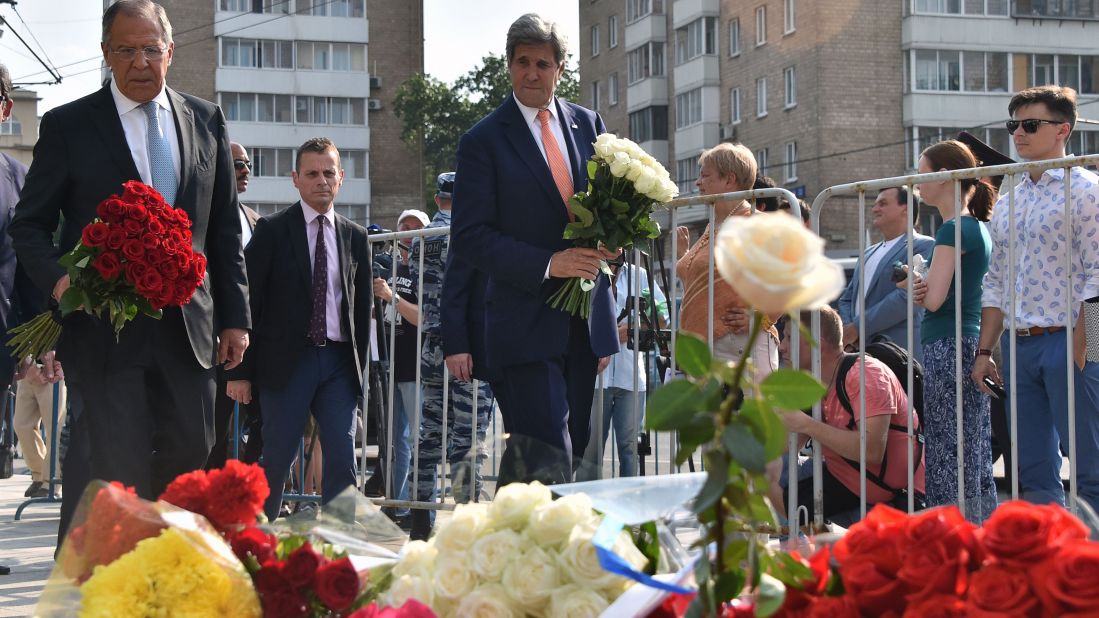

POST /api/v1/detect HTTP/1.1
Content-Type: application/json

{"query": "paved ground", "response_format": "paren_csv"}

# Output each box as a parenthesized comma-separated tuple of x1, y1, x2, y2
(0, 460, 60, 618)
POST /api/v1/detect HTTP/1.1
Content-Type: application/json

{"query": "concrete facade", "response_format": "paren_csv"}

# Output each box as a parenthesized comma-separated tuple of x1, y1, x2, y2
(0, 89, 40, 167)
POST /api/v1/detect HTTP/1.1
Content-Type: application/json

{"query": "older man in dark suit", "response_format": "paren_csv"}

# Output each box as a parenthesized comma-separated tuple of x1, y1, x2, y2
(226, 138, 372, 520)
(10, 0, 250, 543)
(449, 13, 619, 486)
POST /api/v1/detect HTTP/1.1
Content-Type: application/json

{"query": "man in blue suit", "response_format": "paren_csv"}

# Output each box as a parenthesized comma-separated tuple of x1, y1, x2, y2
(837, 187, 935, 361)
(449, 13, 619, 487)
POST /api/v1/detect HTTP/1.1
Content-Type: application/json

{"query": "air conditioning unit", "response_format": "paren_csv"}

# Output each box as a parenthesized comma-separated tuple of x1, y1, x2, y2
(720, 124, 737, 140)
(367, 99, 383, 111)
(369, 75, 382, 90)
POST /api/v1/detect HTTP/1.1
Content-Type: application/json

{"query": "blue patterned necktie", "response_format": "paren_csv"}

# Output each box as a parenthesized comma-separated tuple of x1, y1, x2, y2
(308, 217, 328, 345)
(141, 101, 177, 205)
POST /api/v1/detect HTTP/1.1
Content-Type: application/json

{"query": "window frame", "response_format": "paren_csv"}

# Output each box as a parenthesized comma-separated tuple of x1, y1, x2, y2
(755, 6, 767, 47)
(609, 72, 619, 106)
(609, 15, 619, 48)
(756, 76, 768, 117)
(729, 17, 741, 57)
(730, 87, 741, 125)
(784, 0, 796, 34)
(784, 141, 798, 182)
(783, 66, 797, 108)
(591, 24, 601, 57)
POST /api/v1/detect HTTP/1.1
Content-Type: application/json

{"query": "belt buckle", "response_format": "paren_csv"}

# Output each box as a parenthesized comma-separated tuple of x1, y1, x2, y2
(1017, 328, 1032, 337)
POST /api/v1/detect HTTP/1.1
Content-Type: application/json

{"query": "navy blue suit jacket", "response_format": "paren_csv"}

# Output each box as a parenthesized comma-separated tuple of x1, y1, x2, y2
(449, 95, 618, 369)
(440, 250, 497, 382)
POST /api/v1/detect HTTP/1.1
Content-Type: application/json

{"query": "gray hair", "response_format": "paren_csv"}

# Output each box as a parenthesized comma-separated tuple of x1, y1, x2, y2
(0, 64, 11, 100)
(506, 13, 568, 65)
(102, 0, 174, 46)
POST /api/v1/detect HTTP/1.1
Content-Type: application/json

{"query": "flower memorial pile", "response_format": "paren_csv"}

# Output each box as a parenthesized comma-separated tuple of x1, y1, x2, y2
(377, 481, 650, 617)
(547, 133, 678, 318)
(8, 180, 207, 360)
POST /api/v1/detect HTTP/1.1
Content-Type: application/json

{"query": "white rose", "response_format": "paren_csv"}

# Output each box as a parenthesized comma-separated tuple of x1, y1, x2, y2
(528, 494, 596, 549)
(557, 522, 648, 593)
(625, 159, 645, 182)
(633, 166, 658, 195)
(454, 583, 519, 618)
(393, 540, 437, 578)
(433, 503, 489, 553)
(640, 154, 657, 168)
(434, 553, 477, 599)
(501, 546, 560, 611)
(546, 584, 610, 618)
(384, 574, 435, 609)
(715, 212, 845, 314)
(470, 527, 523, 580)
(594, 133, 616, 161)
(608, 151, 632, 178)
(489, 481, 551, 530)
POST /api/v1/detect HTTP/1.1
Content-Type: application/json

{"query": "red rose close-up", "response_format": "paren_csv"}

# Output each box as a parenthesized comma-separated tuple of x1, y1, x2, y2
(346, 600, 436, 618)
(899, 506, 980, 565)
(106, 227, 127, 251)
(804, 595, 860, 618)
(255, 559, 290, 596)
(123, 218, 144, 237)
(141, 234, 160, 251)
(833, 504, 907, 572)
(897, 538, 970, 599)
(965, 564, 1040, 617)
(121, 238, 145, 262)
(1030, 542, 1099, 615)
(979, 501, 1088, 569)
(99, 197, 127, 222)
(901, 593, 967, 618)
(125, 202, 148, 222)
(262, 588, 309, 618)
(91, 252, 122, 281)
(314, 556, 361, 610)
(81, 221, 110, 248)
(229, 526, 277, 565)
(147, 217, 166, 235)
(839, 559, 906, 616)
(283, 542, 323, 590)
(137, 270, 163, 297)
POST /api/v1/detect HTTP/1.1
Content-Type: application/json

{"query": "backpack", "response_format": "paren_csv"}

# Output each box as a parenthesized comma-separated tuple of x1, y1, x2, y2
(834, 339, 925, 499)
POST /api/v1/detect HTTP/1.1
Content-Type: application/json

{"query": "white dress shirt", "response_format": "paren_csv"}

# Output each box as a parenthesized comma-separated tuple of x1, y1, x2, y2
(109, 80, 181, 189)
(301, 205, 345, 341)
(513, 93, 573, 185)
(858, 235, 902, 315)
(239, 206, 253, 248)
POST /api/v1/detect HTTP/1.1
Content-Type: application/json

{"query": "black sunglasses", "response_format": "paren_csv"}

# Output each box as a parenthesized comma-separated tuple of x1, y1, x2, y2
(233, 159, 252, 171)
(1006, 118, 1067, 134)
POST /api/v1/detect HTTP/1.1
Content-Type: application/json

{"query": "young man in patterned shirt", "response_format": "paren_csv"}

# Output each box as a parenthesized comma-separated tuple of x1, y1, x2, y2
(972, 85, 1099, 513)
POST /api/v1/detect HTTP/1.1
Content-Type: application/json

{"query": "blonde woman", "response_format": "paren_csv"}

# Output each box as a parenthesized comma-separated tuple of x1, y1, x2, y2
(675, 143, 779, 380)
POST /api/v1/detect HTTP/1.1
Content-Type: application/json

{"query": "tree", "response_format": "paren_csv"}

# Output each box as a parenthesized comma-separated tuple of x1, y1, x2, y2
(393, 54, 580, 211)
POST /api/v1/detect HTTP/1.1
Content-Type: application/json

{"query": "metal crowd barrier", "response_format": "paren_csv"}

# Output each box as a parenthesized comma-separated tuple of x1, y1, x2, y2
(810, 153, 1099, 531)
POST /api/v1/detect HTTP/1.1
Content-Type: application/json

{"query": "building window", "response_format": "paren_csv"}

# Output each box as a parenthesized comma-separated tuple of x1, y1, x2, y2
(909, 126, 1011, 169)
(341, 149, 368, 179)
(784, 0, 796, 33)
(675, 88, 703, 129)
(629, 106, 669, 142)
(756, 148, 769, 177)
(627, 42, 665, 84)
(783, 66, 796, 107)
(0, 115, 21, 136)
(913, 49, 960, 91)
(329, 0, 366, 18)
(254, 0, 289, 14)
(250, 147, 295, 178)
(609, 15, 619, 48)
(756, 77, 767, 117)
(609, 72, 619, 106)
(627, 0, 663, 23)
(255, 93, 294, 122)
(755, 6, 767, 46)
(913, 0, 1007, 15)
(675, 17, 717, 64)
(219, 0, 249, 11)
(591, 81, 601, 111)
(784, 141, 797, 182)
(223, 92, 367, 126)
(676, 157, 698, 195)
(729, 18, 741, 57)
(222, 38, 298, 69)
(913, 49, 1008, 92)
(591, 25, 601, 57)
(730, 88, 741, 124)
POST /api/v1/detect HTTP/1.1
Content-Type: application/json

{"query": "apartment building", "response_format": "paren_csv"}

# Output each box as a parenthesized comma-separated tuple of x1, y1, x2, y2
(0, 89, 39, 168)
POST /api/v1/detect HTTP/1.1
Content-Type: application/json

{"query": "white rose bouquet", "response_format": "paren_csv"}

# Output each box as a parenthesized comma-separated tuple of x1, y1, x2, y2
(379, 482, 649, 618)
(547, 133, 679, 318)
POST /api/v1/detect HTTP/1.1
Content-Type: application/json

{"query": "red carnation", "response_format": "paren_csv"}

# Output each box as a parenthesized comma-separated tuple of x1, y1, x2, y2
(230, 526, 277, 565)
(200, 460, 269, 529)
(314, 556, 360, 610)
(284, 542, 322, 590)
(81, 222, 110, 248)
(159, 469, 210, 515)
(91, 252, 122, 281)
(106, 227, 127, 250)
(121, 238, 145, 262)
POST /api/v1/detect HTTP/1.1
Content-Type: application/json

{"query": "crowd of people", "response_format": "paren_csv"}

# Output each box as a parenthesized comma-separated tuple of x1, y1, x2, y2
(1, 1, 1097, 566)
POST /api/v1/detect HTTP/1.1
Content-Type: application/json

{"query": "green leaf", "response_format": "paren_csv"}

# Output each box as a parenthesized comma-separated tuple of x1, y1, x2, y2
(587, 159, 598, 180)
(773, 552, 814, 586)
(760, 368, 827, 411)
(569, 198, 595, 227)
(693, 451, 729, 512)
(722, 422, 767, 473)
(746, 493, 776, 525)
(740, 399, 788, 462)
(646, 380, 703, 431)
(58, 287, 84, 315)
(755, 573, 787, 618)
(632, 521, 661, 576)
(675, 331, 712, 378)
(713, 570, 745, 605)
(674, 412, 716, 467)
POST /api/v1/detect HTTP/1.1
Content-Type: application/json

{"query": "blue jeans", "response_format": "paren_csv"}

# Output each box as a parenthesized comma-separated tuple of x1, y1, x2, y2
(1001, 330, 1099, 512)
(590, 387, 641, 477)
(388, 381, 418, 516)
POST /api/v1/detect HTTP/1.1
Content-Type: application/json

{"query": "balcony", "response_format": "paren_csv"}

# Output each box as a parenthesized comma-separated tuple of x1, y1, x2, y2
(673, 122, 720, 158)
(625, 13, 667, 49)
(627, 77, 669, 112)
(672, 0, 720, 29)
(673, 55, 720, 92)
(1012, 0, 1099, 20)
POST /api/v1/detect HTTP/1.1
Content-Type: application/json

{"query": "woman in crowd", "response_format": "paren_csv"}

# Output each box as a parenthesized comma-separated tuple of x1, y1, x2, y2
(904, 139, 997, 522)
(675, 143, 779, 381)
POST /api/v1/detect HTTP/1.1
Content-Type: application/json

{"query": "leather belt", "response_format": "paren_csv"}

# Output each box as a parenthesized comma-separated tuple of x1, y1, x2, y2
(1015, 326, 1065, 337)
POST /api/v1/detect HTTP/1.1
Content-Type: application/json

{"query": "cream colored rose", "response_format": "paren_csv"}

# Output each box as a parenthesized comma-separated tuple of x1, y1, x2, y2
(556, 523, 635, 591)
(433, 502, 489, 553)
(528, 494, 596, 549)
(384, 574, 435, 609)
(609, 151, 632, 178)
(453, 583, 519, 618)
(501, 545, 560, 611)
(489, 481, 552, 530)
(470, 527, 523, 580)
(715, 212, 844, 314)
(625, 159, 645, 182)
(633, 166, 658, 196)
(393, 540, 437, 579)
(546, 584, 610, 618)
(434, 554, 476, 599)
(594, 133, 616, 161)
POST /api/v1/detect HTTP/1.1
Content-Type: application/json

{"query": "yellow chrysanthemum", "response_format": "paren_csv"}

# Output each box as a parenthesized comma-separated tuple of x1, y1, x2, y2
(79, 528, 261, 618)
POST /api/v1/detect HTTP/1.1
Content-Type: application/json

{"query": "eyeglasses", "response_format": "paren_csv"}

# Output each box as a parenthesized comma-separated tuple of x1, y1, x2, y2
(109, 46, 169, 62)
(1006, 118, 1067, 134)
(233, 160, 252, 171)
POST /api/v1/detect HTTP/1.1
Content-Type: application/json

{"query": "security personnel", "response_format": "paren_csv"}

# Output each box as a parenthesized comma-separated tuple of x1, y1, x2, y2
(408, 172, 494, 540)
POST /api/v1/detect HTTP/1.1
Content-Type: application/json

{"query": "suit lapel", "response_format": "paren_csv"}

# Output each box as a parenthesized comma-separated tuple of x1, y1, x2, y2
(166, 88, 196, 216)
(287, 203, 312, 290)
(500, 96, 565, 205)
(555, 99, 587, 194)
(88, 86, 141, 182)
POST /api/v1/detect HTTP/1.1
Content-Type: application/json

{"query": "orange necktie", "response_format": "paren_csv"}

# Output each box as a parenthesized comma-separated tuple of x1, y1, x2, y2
(537, 108, 575, 219)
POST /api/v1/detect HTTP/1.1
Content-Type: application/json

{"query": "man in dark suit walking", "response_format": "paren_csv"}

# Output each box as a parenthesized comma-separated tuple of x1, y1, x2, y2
(226, 138, 372, 520)
(449, 13, 619, 486)
(10, 0, 250, 544)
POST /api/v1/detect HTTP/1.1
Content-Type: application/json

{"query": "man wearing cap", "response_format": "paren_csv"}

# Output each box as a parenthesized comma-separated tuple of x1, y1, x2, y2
(406, 172, 494, 540)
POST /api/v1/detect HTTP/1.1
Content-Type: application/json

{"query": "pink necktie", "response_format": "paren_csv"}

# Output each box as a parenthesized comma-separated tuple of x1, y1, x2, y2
(536, 108, 575, 220)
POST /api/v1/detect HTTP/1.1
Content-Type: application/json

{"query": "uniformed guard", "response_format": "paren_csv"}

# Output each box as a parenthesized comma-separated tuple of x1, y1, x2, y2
(408, 172, 493, 540)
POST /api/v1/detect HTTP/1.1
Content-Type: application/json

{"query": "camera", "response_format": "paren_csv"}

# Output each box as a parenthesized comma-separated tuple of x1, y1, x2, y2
(619, 295, 669, 354)
(367, 224, 395, 280)
(890, 261, 908, 283)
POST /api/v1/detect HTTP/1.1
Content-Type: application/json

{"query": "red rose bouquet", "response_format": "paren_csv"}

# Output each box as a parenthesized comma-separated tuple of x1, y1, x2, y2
(8, 180, 206, 361)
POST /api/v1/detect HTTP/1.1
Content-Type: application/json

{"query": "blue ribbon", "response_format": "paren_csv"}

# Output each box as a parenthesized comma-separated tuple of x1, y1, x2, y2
(592, 515, 696, 594)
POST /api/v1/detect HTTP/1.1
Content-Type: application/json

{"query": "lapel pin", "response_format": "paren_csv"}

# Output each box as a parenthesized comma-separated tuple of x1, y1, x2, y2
(571, 123, 578, 129)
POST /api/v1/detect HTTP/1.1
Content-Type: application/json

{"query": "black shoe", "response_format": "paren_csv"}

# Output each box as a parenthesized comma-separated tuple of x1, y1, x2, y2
(362, 476, 384, 498)
(31, 486, 50, 498)
(0, 565, 10, 576)
(409, 510, 433, 541)
(24, 481, 43, 498)
(384, 510, 413, 532)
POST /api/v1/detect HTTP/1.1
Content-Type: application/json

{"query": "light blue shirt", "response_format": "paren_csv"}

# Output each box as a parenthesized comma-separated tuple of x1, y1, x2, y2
(601, 264, 669, 391)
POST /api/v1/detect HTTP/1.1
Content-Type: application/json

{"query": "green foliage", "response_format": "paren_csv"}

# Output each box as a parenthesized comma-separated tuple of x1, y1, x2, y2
(392, 53, 580, 211)
(675, 332, 712, 378)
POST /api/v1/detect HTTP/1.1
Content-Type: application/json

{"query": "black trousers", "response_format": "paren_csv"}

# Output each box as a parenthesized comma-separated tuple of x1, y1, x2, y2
(206, 371, 263, 470)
